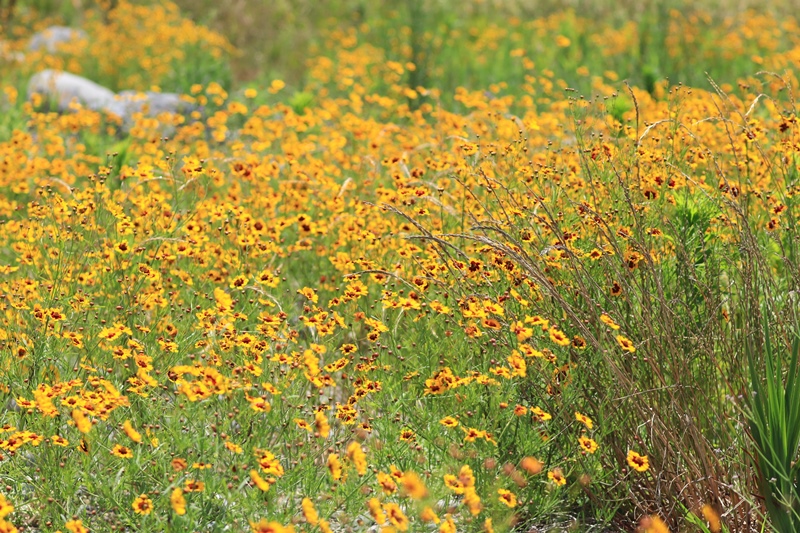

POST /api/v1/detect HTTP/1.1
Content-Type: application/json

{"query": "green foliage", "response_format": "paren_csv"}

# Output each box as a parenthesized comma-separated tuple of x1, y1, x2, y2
(747, 307, 800, 532)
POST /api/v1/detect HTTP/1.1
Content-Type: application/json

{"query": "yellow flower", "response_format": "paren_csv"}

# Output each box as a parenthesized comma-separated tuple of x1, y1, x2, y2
(616, 335, 636, 353)
(639, 515, 670, 533)
(383, 502, 409, 531)
(0, 494, 12, 519)
(301, 497, 319, 525)
(574, 411, 594, 429)
(549, 327, 571, 346)
(71, 410, 91, 434)
(600, 313, 620, 330)
(420, 506, 440, 524)
(65, 520, 88, 533)
(122, 420, 142, 443)
(439, 416, 459, 428)
(368, 497, 386, 524)
(327, 453, 342, 481)
(548, 468, 567, 486)
(170, 488, 186, 515)
(110, 444, 133, 459)
(132, 494, 153, 515)
(531, 406, 552, 422)
(627, 450, 650, 472)
(401, 471, 428, 499)
(250, 469, 271, 491)
(578, 436, 598, 454)
(314, 411, 330, 438)
(701, 504, 721, 533)
(346, 441, 367, 475)
(497, 488, 517, 507)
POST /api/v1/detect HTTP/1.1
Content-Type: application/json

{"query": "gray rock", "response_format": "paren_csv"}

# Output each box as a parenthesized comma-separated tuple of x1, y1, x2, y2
(106, 90, 189, 119)
(28, 26, 87, 53)
(27, 70, 197, 133)
(28, 69, 116, 112)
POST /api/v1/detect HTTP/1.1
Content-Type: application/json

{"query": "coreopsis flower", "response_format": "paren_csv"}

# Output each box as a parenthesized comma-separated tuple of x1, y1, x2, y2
(377, 472, 397, 494)
(639, 515, 669, 533)
(71, 410, 91, 434)
(531, 406, 552, 422)
(110, 444, 133, 458)
(367, 497, 387, 524)
(401, 471, 427, 499)
(617, 335, 636, 353)
(701, 504, 721, 533)
(132, 494, 153, 515)
(250, 519, 292, 533)
(627, 450, 650, 472)
(301, 497, 319, 525)
(65, 519, 88, 533)
(578, 436, 598, 454)
(383, 502, 409, 531)
(497, 488, 517, 507)
(420, 506, 440, 523)
(122, 420, 142, 443)
(250, 470, 271, 491)
(346, 441, 367, 475)
(327, 453, 342, 481)
(184, 479, 205, 492)
(600, 313, 620, 330)
(548, 468, 567, 486)
(314, 411, 330, 438)
(440, 515, 457, 533)
(574, 411, 594, 429)
(463, 486, 482, 515)
(0, 495, 11, 519)
(50, 435, 69, 447)
(171, 488, 186, 515)
(549, 327, 570, 346)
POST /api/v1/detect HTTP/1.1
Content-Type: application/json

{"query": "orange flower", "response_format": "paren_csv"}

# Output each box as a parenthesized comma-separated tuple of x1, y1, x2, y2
(520, 457, 543, 475)
(314, 411, 330, 438)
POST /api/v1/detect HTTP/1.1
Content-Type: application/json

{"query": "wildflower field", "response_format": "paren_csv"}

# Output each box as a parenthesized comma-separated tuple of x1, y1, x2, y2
(2, 1, 800, 531)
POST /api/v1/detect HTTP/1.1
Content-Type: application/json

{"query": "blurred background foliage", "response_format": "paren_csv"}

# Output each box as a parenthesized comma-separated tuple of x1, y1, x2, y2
(6, 0, 800, 98)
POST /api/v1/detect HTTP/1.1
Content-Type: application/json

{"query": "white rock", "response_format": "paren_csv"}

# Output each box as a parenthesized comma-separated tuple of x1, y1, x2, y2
(28, 69, 116, 112)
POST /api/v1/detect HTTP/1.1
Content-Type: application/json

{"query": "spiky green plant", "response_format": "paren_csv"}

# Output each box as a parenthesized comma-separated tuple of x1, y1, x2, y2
(747, 308, 800, 532)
